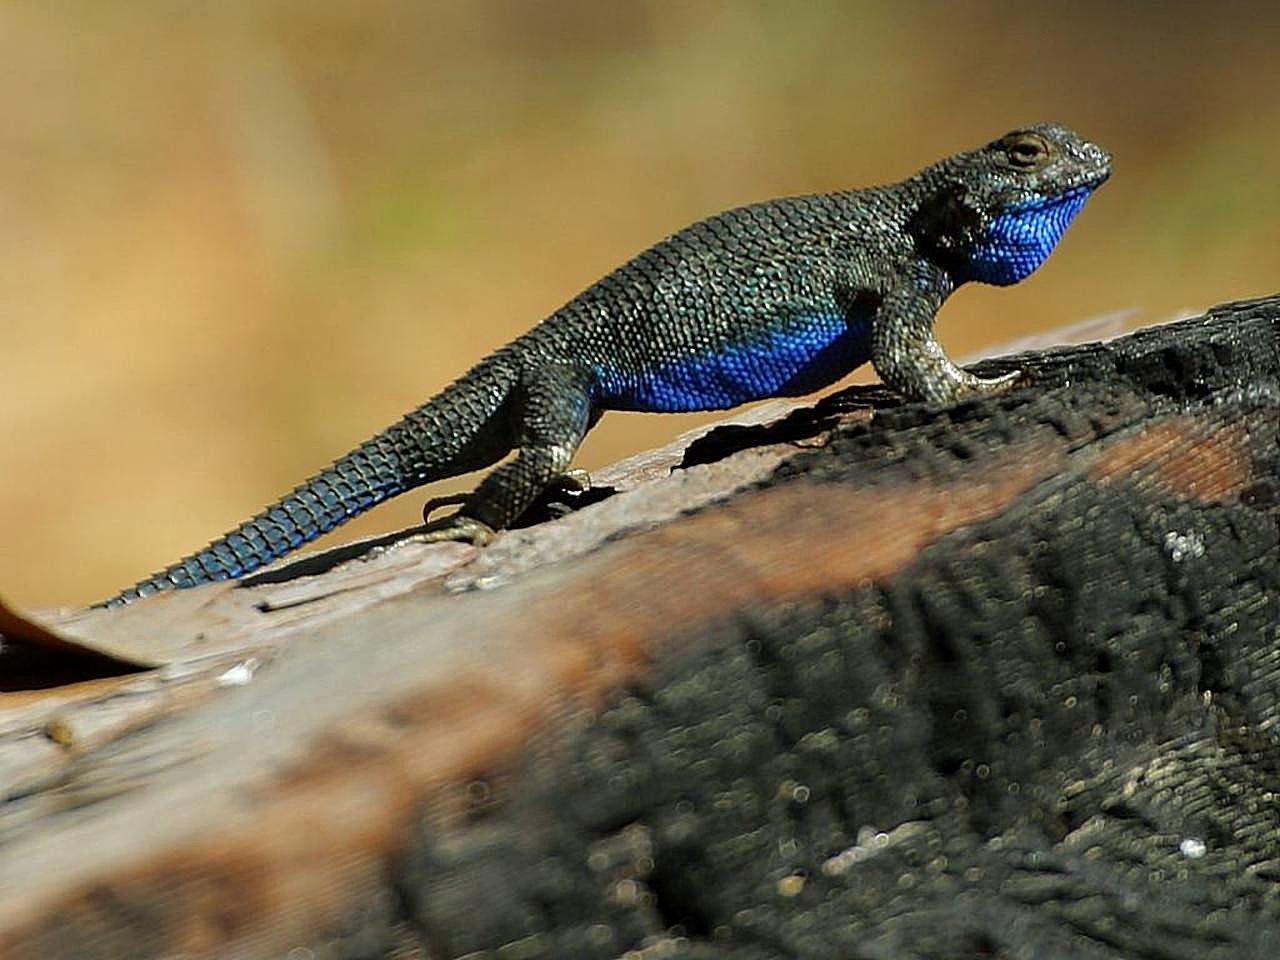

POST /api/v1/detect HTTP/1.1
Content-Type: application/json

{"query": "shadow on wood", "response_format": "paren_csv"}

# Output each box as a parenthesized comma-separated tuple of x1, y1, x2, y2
(1, 296, 1277, 959)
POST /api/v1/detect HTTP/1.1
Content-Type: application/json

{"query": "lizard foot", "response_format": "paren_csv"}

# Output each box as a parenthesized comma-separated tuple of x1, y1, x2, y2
(549, 468, 592, 495)
(959, 367, 1025, 399)
(421, 471, 588, 525)
(408, 515, 497, 547)
(363, 513, 496, 562)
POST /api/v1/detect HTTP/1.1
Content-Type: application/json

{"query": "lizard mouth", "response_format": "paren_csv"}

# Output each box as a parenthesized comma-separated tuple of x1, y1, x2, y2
(1004, 180, 1100, 213)
(1083, 167, 1112, 189)
(1050, 168, 1109, 200)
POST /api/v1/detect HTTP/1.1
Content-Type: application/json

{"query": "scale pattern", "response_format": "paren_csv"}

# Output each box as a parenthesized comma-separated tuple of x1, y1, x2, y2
(108, 361, 519, 604)
(103, 123, 1110, 606)
(592, 310, 872, 412)
(966, 186, 1096, 285)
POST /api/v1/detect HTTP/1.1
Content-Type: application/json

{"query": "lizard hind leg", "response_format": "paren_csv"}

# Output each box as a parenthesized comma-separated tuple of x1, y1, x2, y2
(414, 364, 596, 545)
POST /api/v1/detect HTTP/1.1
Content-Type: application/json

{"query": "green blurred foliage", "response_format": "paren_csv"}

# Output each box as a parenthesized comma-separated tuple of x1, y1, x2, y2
(2, 0, 1277, 606)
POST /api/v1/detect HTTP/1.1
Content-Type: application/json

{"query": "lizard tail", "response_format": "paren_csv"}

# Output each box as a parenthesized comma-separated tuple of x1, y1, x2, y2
(100, 359, 519, 607)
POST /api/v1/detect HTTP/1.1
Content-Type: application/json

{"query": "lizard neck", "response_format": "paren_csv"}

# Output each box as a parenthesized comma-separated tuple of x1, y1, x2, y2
(902, 176, 1097, 288)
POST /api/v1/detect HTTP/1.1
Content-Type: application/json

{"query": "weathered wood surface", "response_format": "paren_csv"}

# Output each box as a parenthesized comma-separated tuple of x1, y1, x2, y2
(0, 297, 1277, 960)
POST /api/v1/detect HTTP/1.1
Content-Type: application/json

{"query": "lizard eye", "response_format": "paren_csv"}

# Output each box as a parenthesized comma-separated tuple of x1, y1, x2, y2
(1005, 133, 1050, 169)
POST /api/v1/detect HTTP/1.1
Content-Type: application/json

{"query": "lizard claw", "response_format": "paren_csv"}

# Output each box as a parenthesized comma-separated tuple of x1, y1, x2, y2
(421, 492, 470, 524)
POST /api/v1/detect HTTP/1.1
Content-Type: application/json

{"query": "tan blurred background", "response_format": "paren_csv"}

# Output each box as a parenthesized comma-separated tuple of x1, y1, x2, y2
(2, 1, 1277, 608)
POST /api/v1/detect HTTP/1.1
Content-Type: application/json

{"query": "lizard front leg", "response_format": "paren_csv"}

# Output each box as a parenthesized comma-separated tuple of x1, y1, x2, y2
(871, 271, 1021, 404)
(415, 363, 595, 544)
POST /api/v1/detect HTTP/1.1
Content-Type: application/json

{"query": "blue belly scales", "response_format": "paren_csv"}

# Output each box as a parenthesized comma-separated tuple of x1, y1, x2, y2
(594, 311, 872, 413)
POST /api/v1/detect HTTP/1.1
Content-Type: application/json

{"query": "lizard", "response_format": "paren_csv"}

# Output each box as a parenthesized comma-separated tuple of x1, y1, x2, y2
(102, 122, 1111, 606)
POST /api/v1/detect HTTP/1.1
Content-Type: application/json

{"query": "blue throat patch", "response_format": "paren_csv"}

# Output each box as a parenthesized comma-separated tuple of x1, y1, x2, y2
(966, 185, 1094, 286)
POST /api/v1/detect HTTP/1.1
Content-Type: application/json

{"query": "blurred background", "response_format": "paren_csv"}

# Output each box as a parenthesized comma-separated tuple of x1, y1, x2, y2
(2, 1, 1277, 608)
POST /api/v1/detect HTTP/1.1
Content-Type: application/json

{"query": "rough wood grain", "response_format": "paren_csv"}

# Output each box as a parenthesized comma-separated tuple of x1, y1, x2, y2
(0, 297, 1277, 960)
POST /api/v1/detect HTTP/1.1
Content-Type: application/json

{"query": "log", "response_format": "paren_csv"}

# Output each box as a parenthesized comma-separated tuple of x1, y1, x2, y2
(0, 296, 1277, 960)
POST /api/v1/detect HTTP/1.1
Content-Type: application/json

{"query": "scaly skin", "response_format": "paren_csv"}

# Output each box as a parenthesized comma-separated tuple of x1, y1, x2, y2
(104, 123, 1110, 606)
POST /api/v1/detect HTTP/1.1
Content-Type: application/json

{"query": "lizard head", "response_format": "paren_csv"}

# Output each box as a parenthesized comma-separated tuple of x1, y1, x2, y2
(911, 123, 1112, 286)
